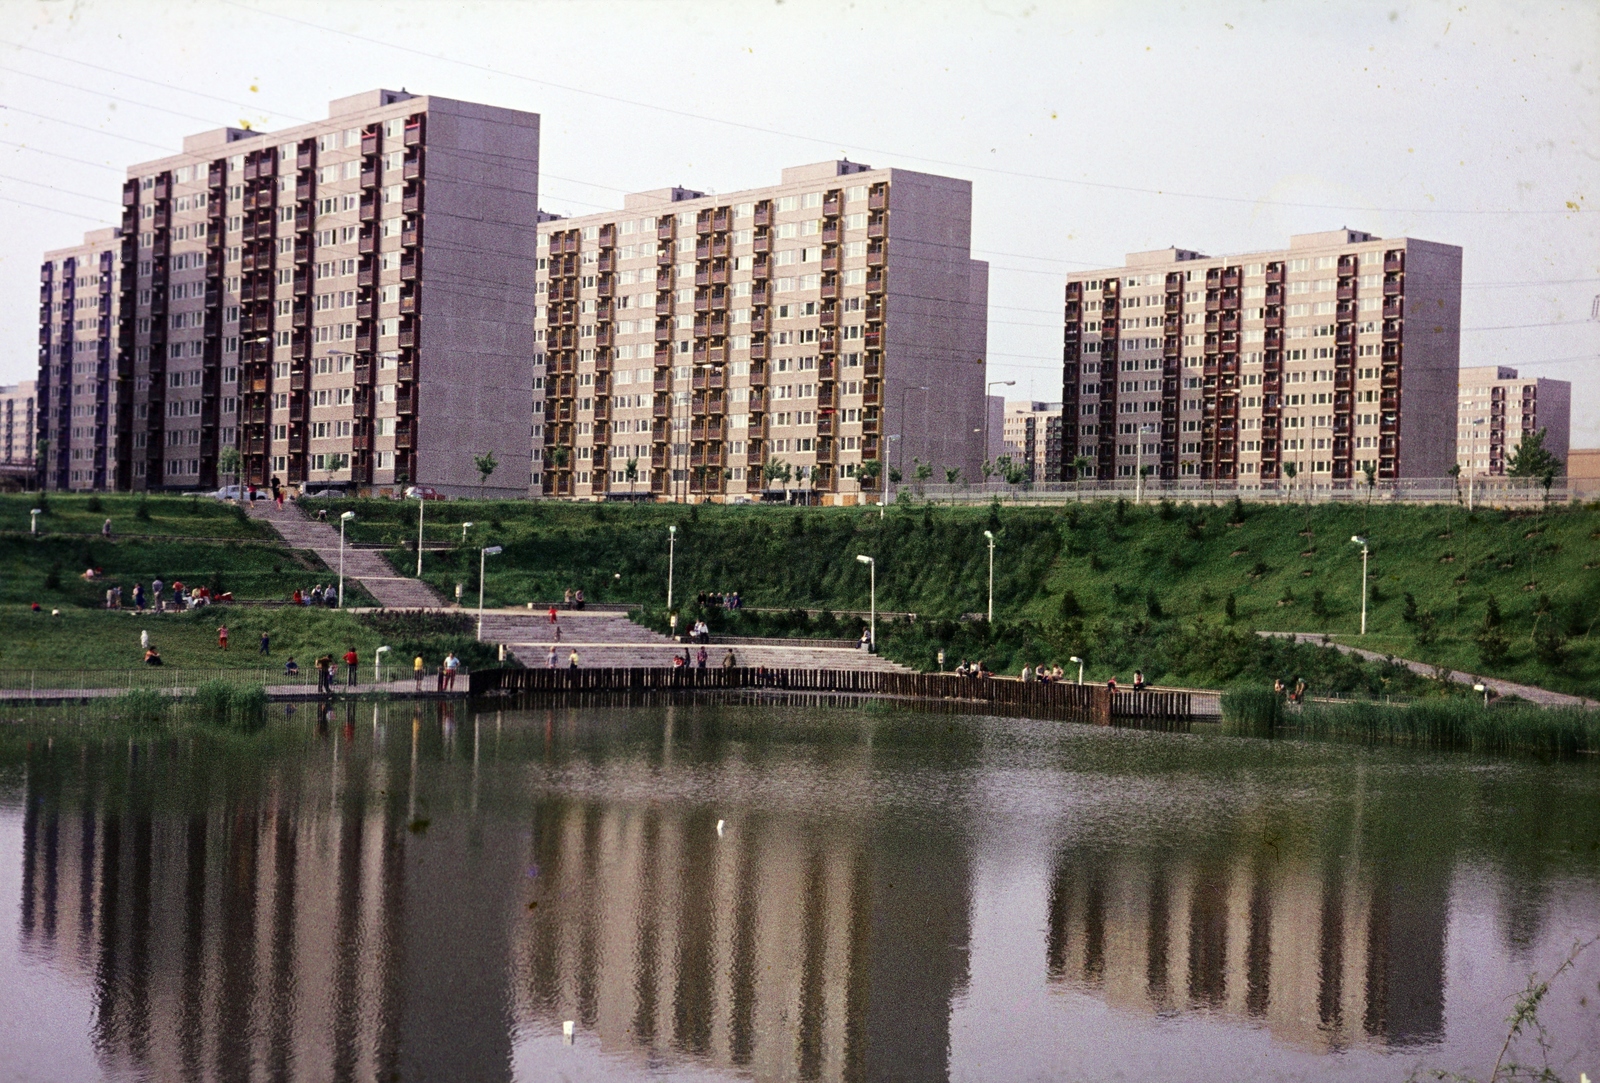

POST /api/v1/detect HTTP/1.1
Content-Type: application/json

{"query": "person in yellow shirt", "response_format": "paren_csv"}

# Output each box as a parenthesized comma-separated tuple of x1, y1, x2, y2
(413, 654, 425, 691)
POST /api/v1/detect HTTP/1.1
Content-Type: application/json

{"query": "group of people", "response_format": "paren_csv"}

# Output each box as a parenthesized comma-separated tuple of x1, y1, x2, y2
(545, 646, 581, 669)
(290, 585, 341, 608)
(686, 619, 713, 644)
(102, 576, 230, 613)
(695, 591, 742, 610)
(668, 646, 737, 669)
(561, 588, 587, 610)
(1274, 676, 1308, 704)
(244, 477, 288, 508)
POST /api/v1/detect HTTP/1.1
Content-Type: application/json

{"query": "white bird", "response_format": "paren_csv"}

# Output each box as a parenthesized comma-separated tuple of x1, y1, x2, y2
(716, 819, 725, 836)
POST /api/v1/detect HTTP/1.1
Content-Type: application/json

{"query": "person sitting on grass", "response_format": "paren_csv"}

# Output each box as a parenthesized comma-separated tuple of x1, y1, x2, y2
(143, 648, 163, 666)
(284, 657, 300, 678)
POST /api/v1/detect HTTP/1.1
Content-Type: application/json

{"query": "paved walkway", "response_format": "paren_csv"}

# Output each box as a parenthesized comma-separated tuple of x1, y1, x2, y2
(0, 678, 466, 704)
(478, 610, 915, 673)
(247, 498, 444, 607)
(1258, 631, 1596, 708)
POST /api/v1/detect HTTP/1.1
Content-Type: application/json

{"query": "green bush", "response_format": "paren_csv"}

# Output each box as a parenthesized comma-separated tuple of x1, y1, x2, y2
(108, 687, 168, 725)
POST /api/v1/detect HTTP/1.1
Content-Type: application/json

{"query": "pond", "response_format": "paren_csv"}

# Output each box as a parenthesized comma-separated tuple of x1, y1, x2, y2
(1, 701, 1597, 1082)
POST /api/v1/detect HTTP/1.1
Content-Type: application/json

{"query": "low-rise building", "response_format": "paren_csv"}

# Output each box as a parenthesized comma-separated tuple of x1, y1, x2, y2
(0, 380, 36, 468)
(1001, 400, 1062, 481)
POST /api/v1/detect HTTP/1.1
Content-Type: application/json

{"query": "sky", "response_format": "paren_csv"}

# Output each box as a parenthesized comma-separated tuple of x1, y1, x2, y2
(1, 0, 1595, 442)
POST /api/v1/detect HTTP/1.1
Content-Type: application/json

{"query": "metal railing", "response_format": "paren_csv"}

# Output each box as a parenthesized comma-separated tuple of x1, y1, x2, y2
(0, 664, 415, 694)
(882, 476, 1577, 508)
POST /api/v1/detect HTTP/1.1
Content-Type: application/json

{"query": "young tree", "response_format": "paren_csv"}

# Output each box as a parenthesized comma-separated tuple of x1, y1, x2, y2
(944, 465, 962, 486)
(913, 457, 933, 495)
(1070, 454, 1093, 501)
(858, 458, 883, 504)
(1506, 428, 1562, 479)
(888, 465, 903, 484)
(624, 456, 640, 493)
(217, 446, 242, 488)
(473, 451, 499, 498)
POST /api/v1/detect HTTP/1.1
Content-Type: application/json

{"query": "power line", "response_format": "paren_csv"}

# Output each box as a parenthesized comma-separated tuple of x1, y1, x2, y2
(0, 104, 173, 150)
(0, 39, 314, 122)
(0, 65, 238, 128)
(0, 138, 128, 173)
(0, 194, 109, 223)
(0, 172, 120, 204)
(215, 0, 1579, 218)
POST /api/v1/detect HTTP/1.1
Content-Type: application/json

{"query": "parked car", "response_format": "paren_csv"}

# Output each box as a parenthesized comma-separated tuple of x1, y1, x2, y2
(403, 485, 445, 500)
(208, 485, 244, 501)
(301, 489, 345, 500)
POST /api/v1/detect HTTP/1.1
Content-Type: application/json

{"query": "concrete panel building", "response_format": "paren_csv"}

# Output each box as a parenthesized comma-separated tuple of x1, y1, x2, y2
(534, 161, 988, 502)
(1456, 366, 1570, 477)
(1061, 231, 1462, 484)
(0, 380, 37, 470)
(113, 89, 539, 495)
(1001, 400, 1063, 482)
(37, 229, 122, 490)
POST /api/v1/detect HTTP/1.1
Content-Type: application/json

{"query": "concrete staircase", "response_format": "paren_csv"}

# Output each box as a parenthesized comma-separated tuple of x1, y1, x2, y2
(246, 498, 445, 608)
(477, 610, 914, 673)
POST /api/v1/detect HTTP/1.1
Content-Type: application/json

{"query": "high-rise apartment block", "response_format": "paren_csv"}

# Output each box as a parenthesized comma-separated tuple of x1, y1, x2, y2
(1456, 366, 1570, 476)
(1001, 400, 1062, 482)
(38, 229, 122, 490)
(1061, 231, 1461, 483)
(534, 162, 988, 502)
(105, 90, 538, 495)
(0, 380, 37, 469)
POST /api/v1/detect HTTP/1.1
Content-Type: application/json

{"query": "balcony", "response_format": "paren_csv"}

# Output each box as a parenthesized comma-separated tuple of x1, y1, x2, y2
(868, 186, 888, 210)
(1384, 252, 1404, 272)
(400, 252, 420, 281)
(753, 202, 772, 227)
(403, 151, 423, 180)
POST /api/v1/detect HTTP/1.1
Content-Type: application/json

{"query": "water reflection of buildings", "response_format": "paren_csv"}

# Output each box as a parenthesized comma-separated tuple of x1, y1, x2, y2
(1045, 844, 1447, 1051)
(15, 707, 975, 1083)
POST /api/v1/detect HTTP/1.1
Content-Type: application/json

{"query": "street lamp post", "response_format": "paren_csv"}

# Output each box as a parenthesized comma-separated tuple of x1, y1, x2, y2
(477, 545, 503, 640)
(982, 529, 995, 622)
(1069, 655, 1084, 685)
(415, 494, 425, 577)
(855, 554, 876, 652)
(667, 524, 676, 612)
(30, 508, 41, 535)
(983, 380, 1015, 484)
(461, 521, 474, 541)
(1135, 423, 1155, 504)
(338, 511, 355, 607)
(374, 645, 390, 684)
(1350, 535, 1369, 635)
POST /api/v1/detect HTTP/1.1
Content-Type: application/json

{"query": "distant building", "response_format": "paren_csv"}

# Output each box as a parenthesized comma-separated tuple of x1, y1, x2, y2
(38, 229, 122, 490)
(0, 380, 36, 468)
(1568, 448, 1600, 498)
(1002, 400, 1062, 481)
(1456, 366, 1570, 476)
(1062, 230, 1462, 483)
(533, 161, 988, 502)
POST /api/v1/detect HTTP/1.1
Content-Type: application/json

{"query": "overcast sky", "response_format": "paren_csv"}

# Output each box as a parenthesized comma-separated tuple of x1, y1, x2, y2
(2, 0, 1595, 442)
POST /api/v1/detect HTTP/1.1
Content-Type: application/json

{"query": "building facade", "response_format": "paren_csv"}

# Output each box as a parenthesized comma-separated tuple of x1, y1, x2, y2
(1061, 231, 1461, 483)
(534, 161, 988, 502)
(1001, 400, 1063, 482)
(112, 90, 539, 495)
(1456, 366, 1570, 477)
(0, 381, 37, 470)
(37, 229, 122, 490)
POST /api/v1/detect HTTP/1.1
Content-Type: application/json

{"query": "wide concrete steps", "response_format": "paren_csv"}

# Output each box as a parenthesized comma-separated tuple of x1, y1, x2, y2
(246, 498, 446, 607)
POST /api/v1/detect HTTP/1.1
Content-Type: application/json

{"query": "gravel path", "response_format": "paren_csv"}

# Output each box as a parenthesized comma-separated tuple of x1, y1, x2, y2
(1257, 631, 1596, 707)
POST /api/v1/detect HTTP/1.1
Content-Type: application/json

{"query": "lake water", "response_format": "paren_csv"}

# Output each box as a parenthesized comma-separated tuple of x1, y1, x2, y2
(1, 701, 1597, 1082)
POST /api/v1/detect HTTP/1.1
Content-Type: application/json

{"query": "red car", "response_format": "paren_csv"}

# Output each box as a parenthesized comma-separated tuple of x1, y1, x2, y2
(403, 485, 445, 500)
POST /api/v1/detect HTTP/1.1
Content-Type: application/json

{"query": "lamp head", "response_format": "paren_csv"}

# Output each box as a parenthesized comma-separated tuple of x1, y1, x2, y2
(1351, 535, 1365, 545)
(483, 545, 503, 556)
(1070, 656, 1082, 664)
(669, 524, 676, 535)
(340, 511, 356, 521)
(855, 554, 873, 565)
(377, 645, 391, 654)
(983, 530, 994, 540)
(463, 521, 474, 528)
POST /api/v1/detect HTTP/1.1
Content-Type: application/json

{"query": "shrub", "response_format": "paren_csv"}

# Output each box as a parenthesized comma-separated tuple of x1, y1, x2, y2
(109, 687, 168, 725)
(135, 501, 151, 522)
(85, 495, 103, 513)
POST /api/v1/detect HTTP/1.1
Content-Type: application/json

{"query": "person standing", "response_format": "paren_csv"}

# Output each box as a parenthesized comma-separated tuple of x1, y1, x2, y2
(546, 645, 558, 669)
(413, 653, 425, 691)
(315, 653, 334, 695)
(152, 578, 164, 614)
(722, 649, 736, 669)
(696, 646, 708, 669)
(133, 582, 144, 611)
(218, 624, 230, 651)
(548, 604, 558, 625)
(259, 631, 270, 655)
(344, 647, 358, 689)
(140, 628, 150, 651)
(444, 651, 461, 689)
(102, 518, 112, 538)
(567, 649, 580, 669)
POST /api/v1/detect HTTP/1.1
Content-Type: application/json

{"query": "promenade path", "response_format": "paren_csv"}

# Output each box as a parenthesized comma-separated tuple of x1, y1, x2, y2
(1259, 631, 1596, 708)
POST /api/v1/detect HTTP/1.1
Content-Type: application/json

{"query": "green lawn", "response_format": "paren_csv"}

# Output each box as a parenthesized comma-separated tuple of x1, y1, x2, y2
(0, 493, 374, 606)
(0, 605, 494, 687)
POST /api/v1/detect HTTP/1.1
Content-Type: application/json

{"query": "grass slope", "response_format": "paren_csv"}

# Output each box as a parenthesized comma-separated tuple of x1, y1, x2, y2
(0, 494, 374, 606)
(307, 495, 1599, 696)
